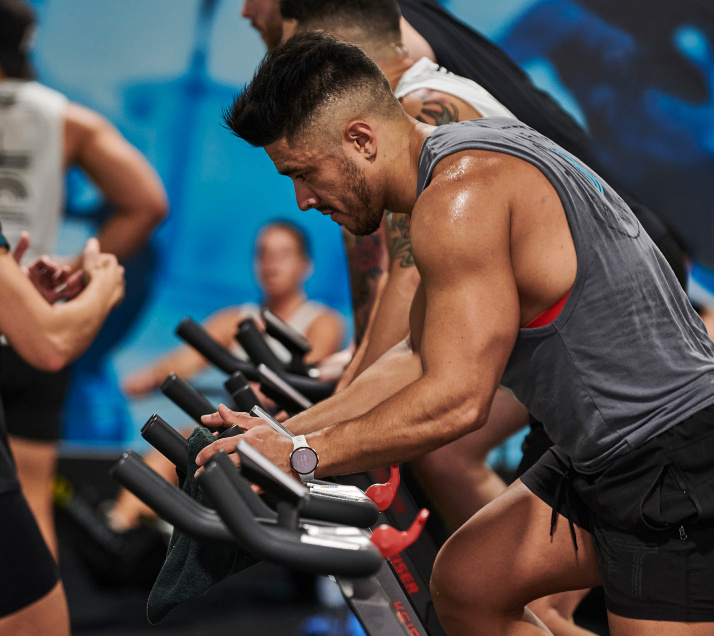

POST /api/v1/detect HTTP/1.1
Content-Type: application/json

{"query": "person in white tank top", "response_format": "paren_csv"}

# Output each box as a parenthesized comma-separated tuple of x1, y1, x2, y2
(394, 56, 516, 120)
(123, 220, 345, 396)
(0, 80, 66, 261)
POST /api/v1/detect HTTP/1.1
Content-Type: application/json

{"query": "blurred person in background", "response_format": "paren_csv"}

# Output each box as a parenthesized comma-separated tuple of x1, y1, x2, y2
(111, 220, 344, 535)
(0, 0, 168, 561)
(123, 220, 344, 399)
(0, 229, 125, 636)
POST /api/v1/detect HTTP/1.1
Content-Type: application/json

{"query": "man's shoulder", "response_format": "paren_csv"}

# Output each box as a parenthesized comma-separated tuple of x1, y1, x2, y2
(422, 146, 514, 195)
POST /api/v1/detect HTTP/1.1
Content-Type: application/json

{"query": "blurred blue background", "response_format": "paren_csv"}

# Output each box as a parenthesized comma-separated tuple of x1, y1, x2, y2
(24, 0, 712, 469)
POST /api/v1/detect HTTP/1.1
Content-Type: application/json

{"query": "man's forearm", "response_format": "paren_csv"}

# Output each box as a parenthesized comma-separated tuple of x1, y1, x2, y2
(0, 257, 118, 371)
(287, 338, 421, 436)
(94, 208, 163, 262)
(309, 369, 488, 477)
(336, 269, 388, 390)
(353, 263, 420, 377)
(342, 227, 388, 346)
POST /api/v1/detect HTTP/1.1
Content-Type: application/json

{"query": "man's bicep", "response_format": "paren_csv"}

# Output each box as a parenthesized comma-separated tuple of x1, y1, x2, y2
(66, 103, 166, 211)
(420, 272, 519, 386)
(413, 183, 519, 395)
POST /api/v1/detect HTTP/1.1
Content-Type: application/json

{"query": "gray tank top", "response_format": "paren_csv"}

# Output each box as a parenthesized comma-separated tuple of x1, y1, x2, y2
(417, 118, 714, 473)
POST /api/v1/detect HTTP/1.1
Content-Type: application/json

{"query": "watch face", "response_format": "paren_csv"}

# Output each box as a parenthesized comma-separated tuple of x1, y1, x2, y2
(291, 447, 318, 475)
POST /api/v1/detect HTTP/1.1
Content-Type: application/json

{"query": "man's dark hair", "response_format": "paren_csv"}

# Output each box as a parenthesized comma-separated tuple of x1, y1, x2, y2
(280, 0, 401, 46)
(223, 31, 401, 148)
(0, 0, 36, 79)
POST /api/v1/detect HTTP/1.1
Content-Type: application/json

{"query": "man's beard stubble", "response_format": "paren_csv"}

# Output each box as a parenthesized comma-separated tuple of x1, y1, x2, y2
(339, 155, 383, 237)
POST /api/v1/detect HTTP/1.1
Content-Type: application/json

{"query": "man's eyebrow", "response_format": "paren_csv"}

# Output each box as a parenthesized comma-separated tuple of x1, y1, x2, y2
(277, 164, 301, 177)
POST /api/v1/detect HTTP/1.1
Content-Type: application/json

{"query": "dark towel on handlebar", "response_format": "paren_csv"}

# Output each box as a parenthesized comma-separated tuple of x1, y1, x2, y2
(146, 427, 258, 624)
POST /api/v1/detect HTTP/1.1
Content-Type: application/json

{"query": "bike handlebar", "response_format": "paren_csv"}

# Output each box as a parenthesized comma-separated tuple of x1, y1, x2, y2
(141, 414, 189, 473)
(235, 318, 287, 376)
(138, 412, 379, 528)
(160, 373, 219, 431)
(199, 450, 383, 577)
(257, 364, 313, 415)
(175, 317, 257, 379)
(175, 317, 335, 402)
(110, 450, 237, 544)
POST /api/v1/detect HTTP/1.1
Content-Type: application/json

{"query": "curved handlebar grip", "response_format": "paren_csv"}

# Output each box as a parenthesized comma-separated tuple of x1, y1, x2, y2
(208, 451, 277, 520)
(301, 485, 380, 528)
(235, 318, 335, 404)
(261, 308, 311, 356)
(160, 373, 219, 431)
(236, 440, 309, 508)
(223, 371, 262, 413)
(234, 440, 379, 528)
(365, 465, 401, 512)
(175, 317, 259, 380)
(198, 457, 384, 577)
(370, 508, 430, 559)
(140, 414, 188, 473)
(258, 364, 313, 415)
(280, 371, 335, 403)
(109, 450, 236, 544)
(235, 318, 288, 375)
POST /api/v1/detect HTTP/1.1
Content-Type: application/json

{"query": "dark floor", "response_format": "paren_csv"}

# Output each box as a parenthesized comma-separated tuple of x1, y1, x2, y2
(59, 553, 327, 636)
(55, 453, 610, 636)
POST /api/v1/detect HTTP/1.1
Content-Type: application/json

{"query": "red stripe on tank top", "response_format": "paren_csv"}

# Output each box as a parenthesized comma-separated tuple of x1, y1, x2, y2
(525, 291, 571, 329)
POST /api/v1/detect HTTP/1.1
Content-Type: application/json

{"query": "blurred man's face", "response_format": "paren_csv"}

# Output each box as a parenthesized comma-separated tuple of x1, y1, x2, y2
(241, 0, 283, 50)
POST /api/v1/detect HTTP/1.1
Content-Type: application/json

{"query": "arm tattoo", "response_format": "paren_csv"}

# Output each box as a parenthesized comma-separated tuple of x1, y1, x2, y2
(416, 99, 459, 126)
(343, 230, 385, 345)
(386, 212, 414, 268)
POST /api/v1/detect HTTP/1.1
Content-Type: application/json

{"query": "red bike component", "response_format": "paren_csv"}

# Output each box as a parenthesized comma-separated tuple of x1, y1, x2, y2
(365, 465, 400, 511)
(370, 508, 430, 559)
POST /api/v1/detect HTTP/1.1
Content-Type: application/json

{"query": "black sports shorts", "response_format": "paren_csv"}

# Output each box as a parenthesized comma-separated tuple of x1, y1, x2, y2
(521, 402, 714, 622)
(0, 489, 59, 617)
(0, 344, 71, 441)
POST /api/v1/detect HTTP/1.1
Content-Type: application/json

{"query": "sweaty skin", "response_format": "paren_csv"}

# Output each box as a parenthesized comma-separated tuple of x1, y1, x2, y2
(194, 115, 587, 636)
(350, 87, 483, 375)
(196, 114, 576, 479)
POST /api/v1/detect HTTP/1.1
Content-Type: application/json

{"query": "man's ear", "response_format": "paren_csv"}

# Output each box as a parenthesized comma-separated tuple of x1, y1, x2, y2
(344, 120, 377, 161)
(281, 19, 297, 42)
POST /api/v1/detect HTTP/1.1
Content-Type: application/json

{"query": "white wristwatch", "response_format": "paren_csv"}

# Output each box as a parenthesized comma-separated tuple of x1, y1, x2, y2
(289, 435, 319, 483)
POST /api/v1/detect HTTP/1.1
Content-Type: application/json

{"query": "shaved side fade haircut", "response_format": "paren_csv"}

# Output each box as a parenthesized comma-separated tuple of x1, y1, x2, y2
(280, 0, 402, 49)
(223, 31, 402, 148)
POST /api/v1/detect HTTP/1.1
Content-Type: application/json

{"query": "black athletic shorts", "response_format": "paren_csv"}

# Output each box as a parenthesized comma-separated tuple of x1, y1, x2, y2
(513, 416, 554, 481)
(0, 344, 71, 441)
(521, 403, 714, 622)
(0, 489, 59, 617)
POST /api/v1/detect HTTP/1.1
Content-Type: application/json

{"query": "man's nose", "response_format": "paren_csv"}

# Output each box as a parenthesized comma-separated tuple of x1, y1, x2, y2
(295, 182, 320, 212)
